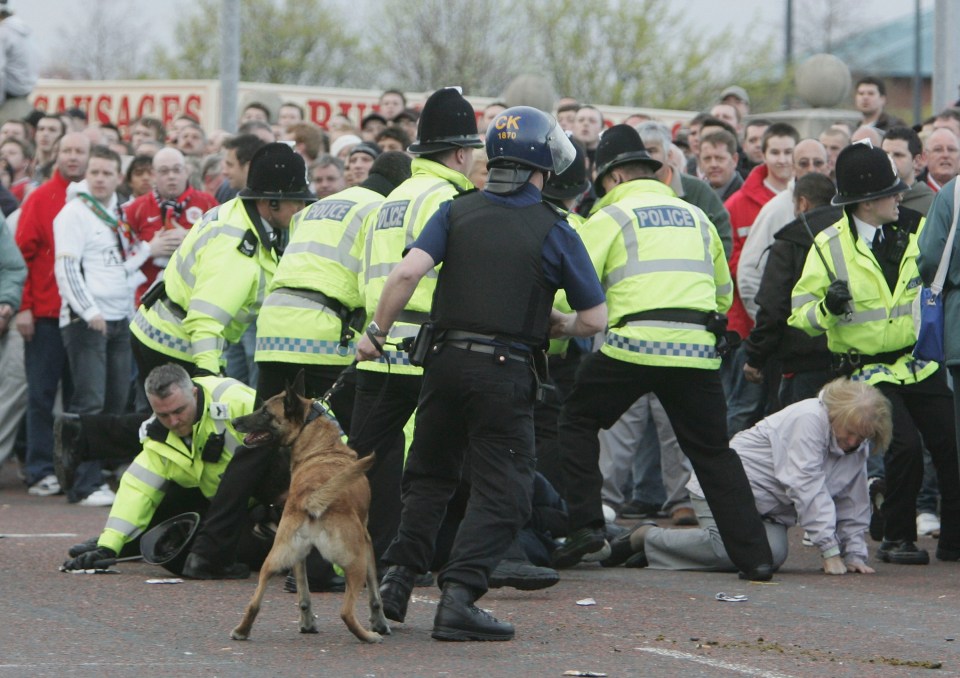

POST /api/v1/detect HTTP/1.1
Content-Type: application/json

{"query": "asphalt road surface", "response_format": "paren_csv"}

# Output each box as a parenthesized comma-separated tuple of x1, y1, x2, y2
(1, 459, 958, 678)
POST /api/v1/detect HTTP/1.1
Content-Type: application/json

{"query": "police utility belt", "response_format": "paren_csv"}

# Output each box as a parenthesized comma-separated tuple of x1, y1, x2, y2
(831, 345, 914, 377)
(407, 325, 553, 401)
(613, 308, 734, 357)
(142, 281, 365, 355)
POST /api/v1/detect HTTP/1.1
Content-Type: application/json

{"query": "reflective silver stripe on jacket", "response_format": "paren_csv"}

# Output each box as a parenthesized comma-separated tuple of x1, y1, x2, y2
(851, 303, 914, 324)
(191, 336, 224, 356)
(605, 332, 718, 359)
(176, 224, 247, 287)
(104, 516, 144, 539)
(600, 204, 714, 288)
(791, 292, 819, 308)
(404, 181, 453, 249)
(132, 310, 191, 354)
(189, 299, 234, 325)
(805, 304, 828, 333)
(260, 290, 340, 318)
(284, 240, 361, 272)
(126, 460, 169, 491)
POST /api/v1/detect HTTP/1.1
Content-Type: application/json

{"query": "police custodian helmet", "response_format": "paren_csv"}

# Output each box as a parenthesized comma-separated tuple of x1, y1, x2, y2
(593, 124, 663, 197)
(239, 142, 316, 202)
(832, 140, 909, 206)
(484, 106, 576, 194)
(407, 87, 484, 155)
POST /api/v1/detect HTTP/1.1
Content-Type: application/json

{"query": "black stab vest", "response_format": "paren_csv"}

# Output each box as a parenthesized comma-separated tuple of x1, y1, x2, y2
(431, 191, 558, 347)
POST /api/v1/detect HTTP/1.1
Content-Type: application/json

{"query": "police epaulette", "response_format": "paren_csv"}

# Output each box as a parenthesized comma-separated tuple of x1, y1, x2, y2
(237, 230, 258, 257)
(146, 417, 167, 442)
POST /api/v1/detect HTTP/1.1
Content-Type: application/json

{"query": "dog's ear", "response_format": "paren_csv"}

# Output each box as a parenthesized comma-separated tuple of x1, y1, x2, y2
(283, 380, 303, 422)
(293, 369, 306, 397)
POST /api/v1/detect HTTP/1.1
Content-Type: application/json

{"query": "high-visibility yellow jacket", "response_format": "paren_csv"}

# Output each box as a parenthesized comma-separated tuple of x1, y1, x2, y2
(97, 377, 255, 554)
(788, 211, 936, 385)
(359, 158, 473, 375)
(130, 198, 278, 374)
(256, 186, 382, 366)
(579, 179, 731, 369)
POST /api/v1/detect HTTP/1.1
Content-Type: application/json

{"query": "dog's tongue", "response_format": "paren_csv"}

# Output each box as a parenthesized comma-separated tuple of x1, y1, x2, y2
(244, 431, 271, 446)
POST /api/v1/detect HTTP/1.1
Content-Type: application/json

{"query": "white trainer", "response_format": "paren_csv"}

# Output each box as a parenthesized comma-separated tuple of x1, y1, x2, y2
(79, 484, 116, 508)
(27, 474, 62, 496)
(917, 512, 941, 536)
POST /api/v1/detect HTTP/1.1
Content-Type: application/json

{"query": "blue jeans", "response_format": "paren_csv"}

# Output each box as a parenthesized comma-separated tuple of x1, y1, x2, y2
(62, 319, 132, 501)
(224, 322, 258, 387)
(720, 343, 766, 437)
(24, 318, 68, 485)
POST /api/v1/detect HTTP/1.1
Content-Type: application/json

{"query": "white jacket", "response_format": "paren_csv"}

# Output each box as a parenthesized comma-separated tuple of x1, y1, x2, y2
(689, 396, 870, 563)
(736, 183, 795, 320)
(54, 182, 149, 325)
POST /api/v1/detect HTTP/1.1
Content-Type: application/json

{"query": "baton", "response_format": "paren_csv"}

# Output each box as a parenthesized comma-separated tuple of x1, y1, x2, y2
(798, 210, 853, 320)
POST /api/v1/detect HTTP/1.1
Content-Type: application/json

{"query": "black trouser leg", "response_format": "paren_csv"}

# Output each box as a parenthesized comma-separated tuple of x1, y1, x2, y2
(188, 443, 282, 567)
(653, 368, 773, 573)
(349, 370, 420, 563)
(876, 383, 927, 542)
(131, 336, 196, 400)
(533, 351, 581, 498)
(883, 372, 960, 550)
(76, 413, 150, 463)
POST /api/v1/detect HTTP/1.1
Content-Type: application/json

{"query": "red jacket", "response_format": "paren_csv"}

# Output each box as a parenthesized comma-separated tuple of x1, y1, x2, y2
(15, 170, 72, 318)
(125, 186, 218, 304)
(723, 164, 777, 338)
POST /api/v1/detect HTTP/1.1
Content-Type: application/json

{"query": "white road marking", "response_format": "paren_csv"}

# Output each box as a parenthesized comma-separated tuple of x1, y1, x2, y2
(0, 533, 79, 538)
(636, 647, 799, 678)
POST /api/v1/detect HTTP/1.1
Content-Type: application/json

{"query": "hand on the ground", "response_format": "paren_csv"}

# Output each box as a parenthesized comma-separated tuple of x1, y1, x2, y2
(845, 559, 875, 574)
(822, 555, 847, 575)
(63, 546, 116, 571)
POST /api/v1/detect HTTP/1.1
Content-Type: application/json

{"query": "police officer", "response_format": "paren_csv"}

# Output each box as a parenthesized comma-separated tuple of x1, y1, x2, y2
(193, 153, 414, 592)
(356, 106, 606, 642)
(255, 151, 413, 409)
(551, 125, 775, 580)
(789, 141, 960, 565)
(129, 143, 315, 382)
(353, 87, 484, 567)
(61, 364, 263, 576)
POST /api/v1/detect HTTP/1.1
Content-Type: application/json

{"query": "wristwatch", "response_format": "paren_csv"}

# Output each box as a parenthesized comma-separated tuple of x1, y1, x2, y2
(366, 321, 388, 338)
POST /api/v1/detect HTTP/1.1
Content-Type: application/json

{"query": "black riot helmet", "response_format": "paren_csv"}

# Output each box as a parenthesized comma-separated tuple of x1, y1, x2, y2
(484, 106, 576, 194)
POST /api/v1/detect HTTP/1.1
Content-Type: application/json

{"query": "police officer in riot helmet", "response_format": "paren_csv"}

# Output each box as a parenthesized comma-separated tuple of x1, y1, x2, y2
(356, 106, 606, 642)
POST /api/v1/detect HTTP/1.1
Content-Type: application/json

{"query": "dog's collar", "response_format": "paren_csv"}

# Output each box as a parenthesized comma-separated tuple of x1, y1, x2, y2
(304, 400, 329, 425)
(304, 400, 346, 437)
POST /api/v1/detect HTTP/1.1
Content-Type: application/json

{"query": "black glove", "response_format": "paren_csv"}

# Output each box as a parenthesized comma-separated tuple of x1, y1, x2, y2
(824, 280, 853, 316)
(63, 546, 117, 571)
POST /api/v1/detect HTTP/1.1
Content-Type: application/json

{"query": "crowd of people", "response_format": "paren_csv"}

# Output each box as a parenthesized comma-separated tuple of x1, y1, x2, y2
(2, 40, 960, 642)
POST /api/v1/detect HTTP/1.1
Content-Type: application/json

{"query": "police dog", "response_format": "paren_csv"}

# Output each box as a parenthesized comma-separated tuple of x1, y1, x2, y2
(229, 373, 389, 644)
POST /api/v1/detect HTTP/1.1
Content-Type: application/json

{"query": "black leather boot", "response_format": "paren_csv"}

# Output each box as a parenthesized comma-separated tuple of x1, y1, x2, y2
(431, 582, 514, 641)
(379, 565, 416, 622)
